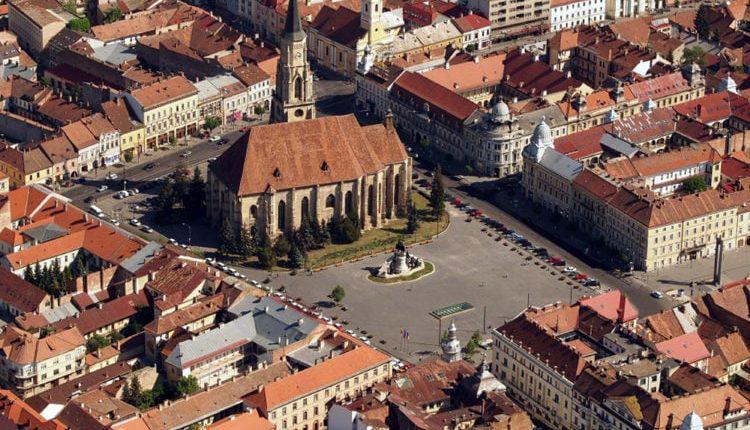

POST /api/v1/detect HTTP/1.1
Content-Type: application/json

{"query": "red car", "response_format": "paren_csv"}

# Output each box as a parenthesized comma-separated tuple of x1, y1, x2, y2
(574, 273, 588, 281)
(453, 197, 462, 206)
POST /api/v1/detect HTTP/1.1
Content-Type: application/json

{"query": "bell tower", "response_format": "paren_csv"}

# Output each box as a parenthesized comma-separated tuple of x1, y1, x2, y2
(270, 0, 316, 123)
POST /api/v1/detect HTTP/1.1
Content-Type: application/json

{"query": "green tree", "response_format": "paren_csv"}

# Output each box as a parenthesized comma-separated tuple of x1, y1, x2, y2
(406, 201, 419, 234)
(683, 46, 707, 68)
(23, 267, 33, 283)
(695, 5, 710, 40)
(331, 284, 345, 303)
(254, 105, 266, 116)
(175, 376, 200, 397)
(219, 219, 236, 256)
(289, 245, 305, 269)
(256, 231, 276, 269)
(68, 17, 91, 32)
(123, 151, 134, 163)
(156, 181, 177, 224)
(682, 176, 708, 193)
(39, 76, 52, 88)
(105, 7, 122, 23)
(39, 326, 55, 338)
(429, 165, 445, 218)
(124, 377, 144, 408)
(86, 333, 110, 352)
(273, 235, 292, 258)
(203, 116, 221, 131)
(169, 136, 177, 146)
(463, 331, 482, 355)
(339, 215, 361, 244)
(109, 331, 124, 343)
(186, 167, 206, 220)
(237, 225, 255, 259)
(32, 263, 41, 287)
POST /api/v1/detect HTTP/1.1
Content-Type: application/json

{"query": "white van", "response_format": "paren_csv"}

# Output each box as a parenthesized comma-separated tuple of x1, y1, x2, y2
(88, 205, 103, 216)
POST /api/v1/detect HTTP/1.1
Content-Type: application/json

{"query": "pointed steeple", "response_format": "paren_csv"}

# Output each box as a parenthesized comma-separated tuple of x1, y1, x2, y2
(283, 0, 305, 42)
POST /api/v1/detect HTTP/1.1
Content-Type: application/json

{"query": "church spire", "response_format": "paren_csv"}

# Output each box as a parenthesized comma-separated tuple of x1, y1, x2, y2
(270, 0, 316, 123)
(283, 0, 304, 41)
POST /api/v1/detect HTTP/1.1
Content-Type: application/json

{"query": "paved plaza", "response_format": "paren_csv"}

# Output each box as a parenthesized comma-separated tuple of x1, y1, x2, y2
(236, 205, 593, 363)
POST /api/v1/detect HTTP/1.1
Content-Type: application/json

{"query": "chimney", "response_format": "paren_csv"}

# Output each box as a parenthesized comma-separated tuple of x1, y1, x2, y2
(617, 292, 627, 322)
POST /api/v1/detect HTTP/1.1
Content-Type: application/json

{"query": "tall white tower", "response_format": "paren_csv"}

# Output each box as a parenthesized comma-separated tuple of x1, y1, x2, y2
(441, 320, 462, 363)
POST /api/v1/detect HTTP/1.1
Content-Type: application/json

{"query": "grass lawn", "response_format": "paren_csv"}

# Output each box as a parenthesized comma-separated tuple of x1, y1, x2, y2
(367, 261, 434, 284)
(305, 191, 448, 269)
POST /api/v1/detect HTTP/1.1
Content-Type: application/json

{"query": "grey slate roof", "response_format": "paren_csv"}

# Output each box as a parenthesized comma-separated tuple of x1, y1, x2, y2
(23, 223, 68, 244)
(119, 242, 164, 274)
(91, 42, 138, 66)
(539, 150, 583, 181)
(166, 297, 320, 369)
(600, 133, 640, 158)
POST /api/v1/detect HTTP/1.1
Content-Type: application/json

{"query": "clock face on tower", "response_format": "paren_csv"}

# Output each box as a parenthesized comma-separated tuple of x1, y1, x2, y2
(296, 52, 301, 59)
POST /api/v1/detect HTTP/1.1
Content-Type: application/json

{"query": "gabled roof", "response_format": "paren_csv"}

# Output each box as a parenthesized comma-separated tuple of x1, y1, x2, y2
(624, 72, 691, 102)
(654, 331, 710, 364)
(210, 115, 408, 197)
(129, 76, 197, 110)
(452, 13, 490, 32)
(393, 71, 480, 122)
(579, 290, 637, 323)
(51, 291, 149, 336)
(0, 326, 84, 365)
(497, 312, 589, 381)
(310, 5, 366, 48)
(673, 90, 748, 125)
(247, 345, 391, 411)
(0, 265, 48, 312)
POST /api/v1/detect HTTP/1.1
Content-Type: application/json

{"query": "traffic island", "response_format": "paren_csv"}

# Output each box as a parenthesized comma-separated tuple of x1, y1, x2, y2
(367, 261, 435, 284)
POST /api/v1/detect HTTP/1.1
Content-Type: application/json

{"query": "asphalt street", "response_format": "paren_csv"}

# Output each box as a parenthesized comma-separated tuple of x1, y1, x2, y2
(429, 171, 678, 317)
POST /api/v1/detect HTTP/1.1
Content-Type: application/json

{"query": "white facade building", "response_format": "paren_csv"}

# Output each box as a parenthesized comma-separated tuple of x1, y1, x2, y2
(550, 0, 606, 31)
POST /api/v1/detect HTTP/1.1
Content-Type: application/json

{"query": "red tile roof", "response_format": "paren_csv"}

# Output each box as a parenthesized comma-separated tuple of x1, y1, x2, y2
(51, 291, 149, 336)
(452, 13, 490, 32)
(579, 290, 637, 323)
(247, 345, 391, 411)
(392, 71, 480, 122)
(0, 265, 48, 313)
(623, 72, 691, 102)
(655, 331, 710, 364)
(673, 91, 748, 125)
(211, 115, 408, 197)
(497, 314, 589, 380)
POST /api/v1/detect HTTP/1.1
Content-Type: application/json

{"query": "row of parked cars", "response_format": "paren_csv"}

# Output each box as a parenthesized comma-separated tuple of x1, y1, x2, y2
(450, 198, 602, 288)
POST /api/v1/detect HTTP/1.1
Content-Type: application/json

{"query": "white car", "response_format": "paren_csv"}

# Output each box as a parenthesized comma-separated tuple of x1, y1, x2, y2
(562, 266, 577, 274)
(651, 290, 664, 299)
(110, 219, 120, 226)
(114, 191, 127, 199)
(209, 135, 221, 143)
(140, 225, 154, 233)
(250, 280, 260, 286)
(181, 151, 192, 158)
(106, 173, 118, 180)
(169, 238, 178, 245)
(129, 218, 141, 226)
(97, 185, 108, 192)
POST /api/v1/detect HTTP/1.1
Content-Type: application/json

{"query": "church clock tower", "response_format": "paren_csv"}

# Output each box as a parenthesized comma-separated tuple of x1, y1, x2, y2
(270, 0, 316, 123)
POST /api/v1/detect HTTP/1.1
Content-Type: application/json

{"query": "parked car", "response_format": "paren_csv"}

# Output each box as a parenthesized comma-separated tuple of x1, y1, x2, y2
(584, 279, 600, 287)
(106, 173, 118, 180)
(97, 185, 108, 192)
(143, 162, 157, 170)
(651, 290, 664, 299)
(562, 266, 577, 274)
(209, 135, 221, 143)
(181, 151, 192, 158)
(129, 218, 141, 226)
(141, 225, 154, 233)
(114, 191, 127, 199)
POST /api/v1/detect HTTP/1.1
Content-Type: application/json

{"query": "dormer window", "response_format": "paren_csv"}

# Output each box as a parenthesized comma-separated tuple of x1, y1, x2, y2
(321, 161, 329, 172)
(273, 168, 281, 178)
